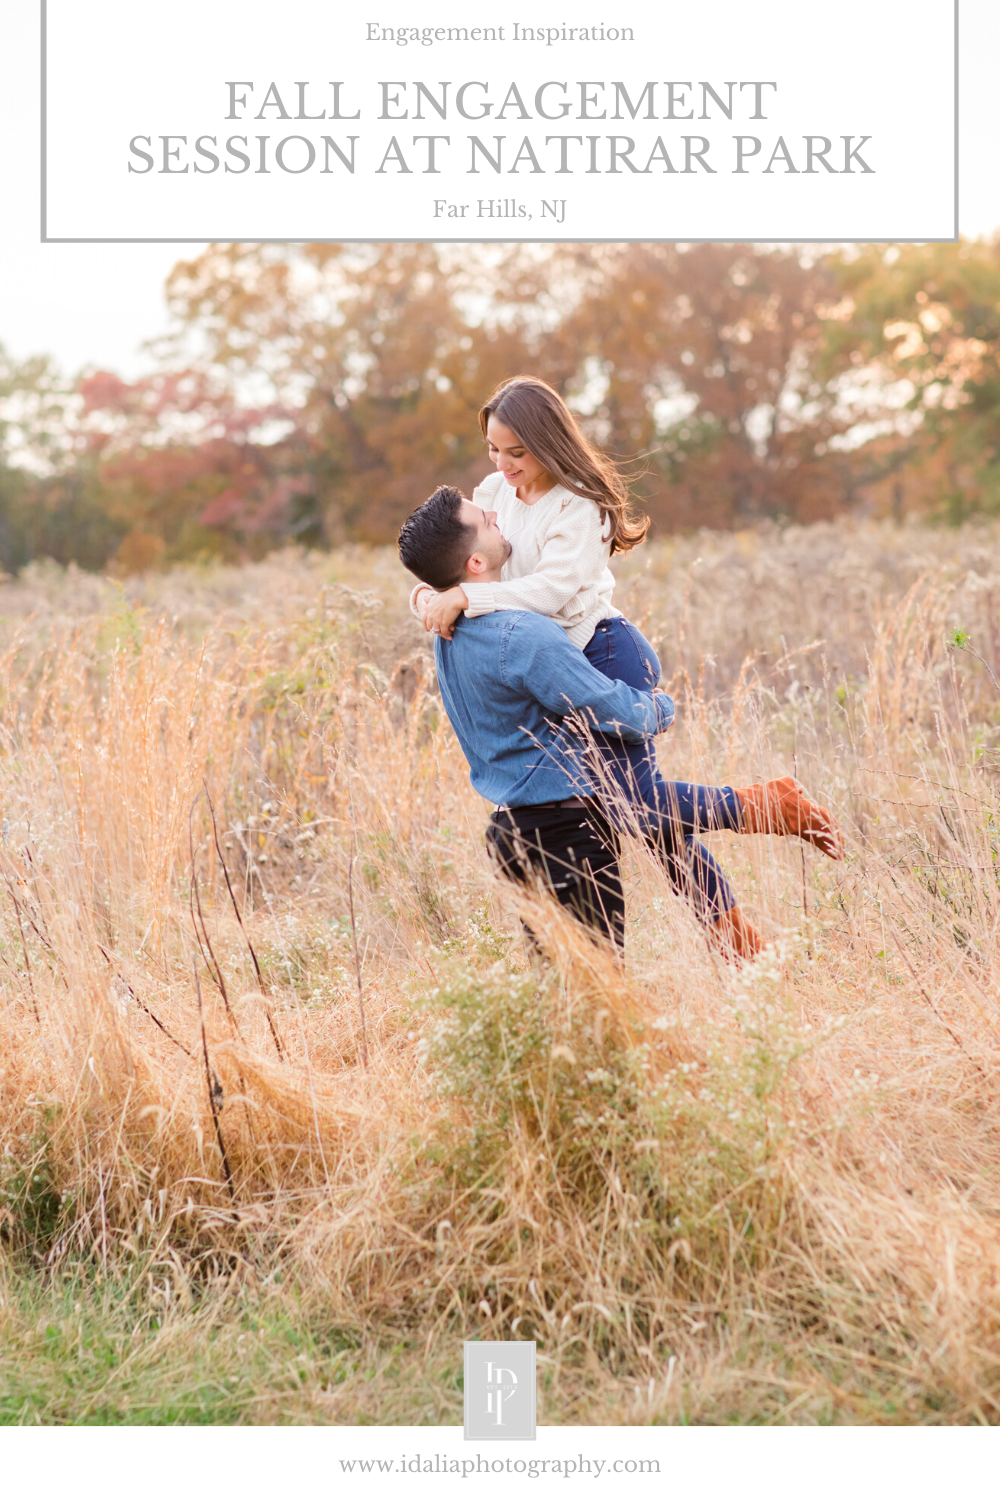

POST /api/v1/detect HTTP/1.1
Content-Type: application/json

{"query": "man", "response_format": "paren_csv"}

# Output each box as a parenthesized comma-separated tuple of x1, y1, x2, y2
(398, 485, 693, 951)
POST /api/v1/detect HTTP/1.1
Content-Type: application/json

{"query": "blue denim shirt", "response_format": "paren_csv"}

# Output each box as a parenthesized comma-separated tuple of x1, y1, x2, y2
(434, 611, 675, 808)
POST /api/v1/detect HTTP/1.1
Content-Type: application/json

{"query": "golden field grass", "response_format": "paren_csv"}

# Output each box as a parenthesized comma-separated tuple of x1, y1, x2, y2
(1, 518, 1000, 1424)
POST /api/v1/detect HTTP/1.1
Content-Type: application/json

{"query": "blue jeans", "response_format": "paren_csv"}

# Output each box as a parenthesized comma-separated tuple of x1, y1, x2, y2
(583, 617, 741, 918)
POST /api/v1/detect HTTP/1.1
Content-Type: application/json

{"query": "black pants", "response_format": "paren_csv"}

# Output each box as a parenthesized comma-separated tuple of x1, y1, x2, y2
(486, 801, 624, 949)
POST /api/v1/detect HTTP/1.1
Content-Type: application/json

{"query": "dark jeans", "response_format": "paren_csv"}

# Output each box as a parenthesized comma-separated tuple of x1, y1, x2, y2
(486, 801, 624, 948)
(583, 617, 742, 919)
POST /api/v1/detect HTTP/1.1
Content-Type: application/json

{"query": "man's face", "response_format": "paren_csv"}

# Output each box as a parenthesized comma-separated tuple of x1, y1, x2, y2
(460, 498, 512, 575)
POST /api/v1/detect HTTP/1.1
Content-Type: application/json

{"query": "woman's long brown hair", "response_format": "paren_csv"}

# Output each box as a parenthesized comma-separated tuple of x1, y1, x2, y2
(478, 376, 650, 554)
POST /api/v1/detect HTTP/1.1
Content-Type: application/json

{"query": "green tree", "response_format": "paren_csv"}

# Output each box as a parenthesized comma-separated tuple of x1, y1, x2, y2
(827, 238, 1000, 521)
(0, 345, 122, 572)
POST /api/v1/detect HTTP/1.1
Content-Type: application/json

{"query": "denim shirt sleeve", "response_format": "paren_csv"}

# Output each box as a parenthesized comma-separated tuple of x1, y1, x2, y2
(504, 616, 673, 742)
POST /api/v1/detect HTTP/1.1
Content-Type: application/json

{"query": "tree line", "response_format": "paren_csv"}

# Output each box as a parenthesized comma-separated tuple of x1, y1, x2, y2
(1, 239, 998, 573)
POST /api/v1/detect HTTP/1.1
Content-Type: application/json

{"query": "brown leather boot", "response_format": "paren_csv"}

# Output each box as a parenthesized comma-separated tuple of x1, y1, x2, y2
(710, 905, 764, 963)
(733, 776, 844, 860)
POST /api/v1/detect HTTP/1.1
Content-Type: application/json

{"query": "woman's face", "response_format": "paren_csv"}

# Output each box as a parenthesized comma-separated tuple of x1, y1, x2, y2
(486, 415, 552, 491)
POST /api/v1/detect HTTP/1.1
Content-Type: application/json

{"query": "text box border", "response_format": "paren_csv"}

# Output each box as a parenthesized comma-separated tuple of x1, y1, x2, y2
(39, 0, 960, 245)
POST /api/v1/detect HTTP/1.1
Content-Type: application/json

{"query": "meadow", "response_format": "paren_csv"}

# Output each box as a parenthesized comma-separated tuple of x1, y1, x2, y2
(1, 517, 999, 1425)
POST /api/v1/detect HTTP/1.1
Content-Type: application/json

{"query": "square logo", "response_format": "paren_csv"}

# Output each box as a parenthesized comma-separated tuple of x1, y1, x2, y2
(463, 1341, 536, 1441)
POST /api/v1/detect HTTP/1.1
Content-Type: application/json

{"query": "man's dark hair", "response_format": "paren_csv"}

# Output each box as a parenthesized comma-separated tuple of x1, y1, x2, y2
(397, 485, 475, 590)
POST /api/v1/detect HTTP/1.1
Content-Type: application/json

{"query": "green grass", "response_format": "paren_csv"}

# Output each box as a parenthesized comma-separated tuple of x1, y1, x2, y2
(0, 1263, 429, 1426)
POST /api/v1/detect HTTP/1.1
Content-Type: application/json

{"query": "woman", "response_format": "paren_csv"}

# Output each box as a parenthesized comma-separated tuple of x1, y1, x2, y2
(413, 377, 843, 958)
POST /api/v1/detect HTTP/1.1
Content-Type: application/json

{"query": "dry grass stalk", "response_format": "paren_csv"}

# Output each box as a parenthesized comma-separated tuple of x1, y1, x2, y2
(0, 523, 998, 1423)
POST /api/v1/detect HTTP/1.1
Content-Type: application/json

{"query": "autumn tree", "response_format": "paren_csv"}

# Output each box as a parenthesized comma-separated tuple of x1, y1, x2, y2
(8, 239, 1000, 572)
(77, 366, 320, 566)
(826, 239, 1000, 522)
(556, 242, 908, 531)
(160, 242, 565, 541)
(160, 241, 911, 541)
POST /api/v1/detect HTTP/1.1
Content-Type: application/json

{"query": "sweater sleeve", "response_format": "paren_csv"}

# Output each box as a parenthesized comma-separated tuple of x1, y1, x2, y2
(408, 582, 436, 620)
(409, 473, 501, 619)
(462, 494, 609, 620)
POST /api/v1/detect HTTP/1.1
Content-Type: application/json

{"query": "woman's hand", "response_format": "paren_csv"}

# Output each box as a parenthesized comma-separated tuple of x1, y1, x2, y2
(414, 585, 437, 623)
(423, 585, 468, 640)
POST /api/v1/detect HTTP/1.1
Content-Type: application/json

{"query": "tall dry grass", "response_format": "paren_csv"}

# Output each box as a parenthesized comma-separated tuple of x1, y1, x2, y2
(1, 519, 1000, 1424)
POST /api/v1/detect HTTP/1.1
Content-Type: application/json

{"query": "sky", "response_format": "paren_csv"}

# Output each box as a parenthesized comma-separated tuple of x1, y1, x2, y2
(1, 0, 997, 380)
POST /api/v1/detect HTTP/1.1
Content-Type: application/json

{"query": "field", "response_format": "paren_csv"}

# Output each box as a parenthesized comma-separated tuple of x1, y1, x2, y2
(1, 518, 1000, 1425)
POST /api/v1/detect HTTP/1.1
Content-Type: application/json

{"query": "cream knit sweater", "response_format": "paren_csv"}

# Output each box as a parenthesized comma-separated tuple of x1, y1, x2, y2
(410, 470, 619, 649)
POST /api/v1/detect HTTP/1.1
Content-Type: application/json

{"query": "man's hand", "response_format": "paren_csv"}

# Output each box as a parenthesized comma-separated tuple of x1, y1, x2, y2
(653, 687, 674, 730)
(423, 585, 469, 640)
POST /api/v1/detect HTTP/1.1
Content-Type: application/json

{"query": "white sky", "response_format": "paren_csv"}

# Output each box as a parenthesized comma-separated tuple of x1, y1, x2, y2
(1, 0, 997, 379)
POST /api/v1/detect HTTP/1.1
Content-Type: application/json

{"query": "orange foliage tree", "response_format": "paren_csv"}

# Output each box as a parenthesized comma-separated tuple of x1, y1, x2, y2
(77, 367, 319, 566)
(7, 239, 1000, 569)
